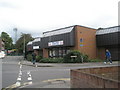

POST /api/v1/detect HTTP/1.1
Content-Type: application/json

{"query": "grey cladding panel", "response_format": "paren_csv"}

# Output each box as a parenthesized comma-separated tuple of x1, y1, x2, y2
(96, 32, 119, 46)
(41, 29, 75, 48)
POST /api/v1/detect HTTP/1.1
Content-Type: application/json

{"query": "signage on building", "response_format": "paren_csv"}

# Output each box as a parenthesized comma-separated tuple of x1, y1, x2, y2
(48, 40, 64, 46)
(80, 44, 83, 47)
(33, 46, 39, 49)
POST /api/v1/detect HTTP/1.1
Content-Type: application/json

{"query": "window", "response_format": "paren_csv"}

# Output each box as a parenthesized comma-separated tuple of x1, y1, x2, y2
(63, 49, 66, 56)
(66, 49, 70, 54)
(49, 50, 52, 57)
(59, 48, 62, 57)
(48, 47, 70, 58)
(80, 38, 83, 42)
(53, 50, 55, 56)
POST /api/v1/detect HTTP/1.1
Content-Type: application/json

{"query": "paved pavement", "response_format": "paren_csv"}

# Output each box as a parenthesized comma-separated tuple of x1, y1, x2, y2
(2, 56, 119, 89)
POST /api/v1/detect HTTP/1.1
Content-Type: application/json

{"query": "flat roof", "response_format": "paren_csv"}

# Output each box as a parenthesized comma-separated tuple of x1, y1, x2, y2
(96, 25, 120, 35)
(97, 25, 120, 30)
(43, 25, 96, 34)
(43, 25, 74, 34)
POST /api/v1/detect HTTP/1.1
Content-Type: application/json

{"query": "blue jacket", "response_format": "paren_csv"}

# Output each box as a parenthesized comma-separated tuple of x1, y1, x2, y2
(106, 51, 111, 58)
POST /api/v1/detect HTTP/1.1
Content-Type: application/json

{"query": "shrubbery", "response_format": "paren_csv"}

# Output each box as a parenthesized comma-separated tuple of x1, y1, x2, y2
(27, 54, 42, 62)
(26, 54, 32, 61)
(26, 50, 102, 63)
(87, 59, 103, 62)
(63, 50, 89, 63)
(36, 55, 42, 62)
(40, 58, 64, 63)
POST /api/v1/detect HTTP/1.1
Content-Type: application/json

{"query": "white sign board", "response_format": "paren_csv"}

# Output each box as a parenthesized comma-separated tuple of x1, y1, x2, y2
(33, 46, 39, 49)
(48, 40, 63, 46)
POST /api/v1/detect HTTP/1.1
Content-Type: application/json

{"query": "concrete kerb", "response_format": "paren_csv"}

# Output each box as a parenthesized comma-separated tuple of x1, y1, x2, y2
(22, 63, 54, 67)
(21, 60, 55, 67)
(21, 60, 119, 67)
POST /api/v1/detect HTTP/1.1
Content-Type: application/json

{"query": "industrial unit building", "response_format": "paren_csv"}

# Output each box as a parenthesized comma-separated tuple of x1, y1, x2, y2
(27, 25, 119, 60)
(96, 26, 120, 60)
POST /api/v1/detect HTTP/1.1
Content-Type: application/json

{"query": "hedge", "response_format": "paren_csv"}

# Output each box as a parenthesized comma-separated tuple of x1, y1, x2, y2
(63, 50, 89, 63)
(26, 50, 104, 63)
(40, 58, 64, 63)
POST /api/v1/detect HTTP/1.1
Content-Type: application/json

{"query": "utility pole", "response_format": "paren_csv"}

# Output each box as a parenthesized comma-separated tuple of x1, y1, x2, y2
(21, 33, 25, 60)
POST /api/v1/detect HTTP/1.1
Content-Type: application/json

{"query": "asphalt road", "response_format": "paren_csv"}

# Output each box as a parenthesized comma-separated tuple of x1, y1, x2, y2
(2, 56, 118, 89)
(2, 56, 70, 88)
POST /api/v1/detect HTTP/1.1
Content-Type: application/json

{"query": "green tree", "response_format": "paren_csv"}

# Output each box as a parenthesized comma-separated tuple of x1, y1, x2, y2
(1, 32, 13, 50)
(16, 34, 33, 53)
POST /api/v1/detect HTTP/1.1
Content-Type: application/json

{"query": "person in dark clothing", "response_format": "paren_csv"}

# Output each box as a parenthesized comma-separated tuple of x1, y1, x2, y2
(32, 51, 36, 65)
(104, 49, 112, 64)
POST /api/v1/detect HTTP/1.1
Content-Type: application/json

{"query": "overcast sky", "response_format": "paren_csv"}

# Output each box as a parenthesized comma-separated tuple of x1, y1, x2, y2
(0, 0, 119, 42)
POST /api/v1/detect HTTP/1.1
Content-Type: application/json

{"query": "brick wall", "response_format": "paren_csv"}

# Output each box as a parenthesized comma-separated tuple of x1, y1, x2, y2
(71, 66, 120, 88)
(43, 48, 48, 58)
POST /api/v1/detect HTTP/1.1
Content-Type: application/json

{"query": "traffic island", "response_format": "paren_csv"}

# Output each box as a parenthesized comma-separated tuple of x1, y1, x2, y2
(71, 66, 120, 88)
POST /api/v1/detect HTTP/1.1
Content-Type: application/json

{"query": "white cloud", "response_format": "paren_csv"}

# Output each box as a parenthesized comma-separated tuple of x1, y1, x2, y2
(0, 0, 119, 41)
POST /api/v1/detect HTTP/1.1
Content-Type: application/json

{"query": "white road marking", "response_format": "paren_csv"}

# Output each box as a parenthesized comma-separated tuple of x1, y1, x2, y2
(19, 70, 22, 75)
(27, 71, 30, 75)
(15, 63, 22, 87)
(28, 74, 31, 77)
(20, 64, 22, 69)
(15, 81, 21, 86)
(17, 77, 21, 81)
(28, 77, 32, 80)
(27, 71, 33, 84)
(5, 62, 33, 89)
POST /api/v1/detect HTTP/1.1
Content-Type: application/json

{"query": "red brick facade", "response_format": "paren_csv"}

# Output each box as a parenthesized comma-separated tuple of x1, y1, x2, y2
(72, 25, 97, 59)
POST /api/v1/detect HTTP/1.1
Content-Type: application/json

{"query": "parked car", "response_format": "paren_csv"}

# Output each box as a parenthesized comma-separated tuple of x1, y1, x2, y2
(0, 51, 6, 59)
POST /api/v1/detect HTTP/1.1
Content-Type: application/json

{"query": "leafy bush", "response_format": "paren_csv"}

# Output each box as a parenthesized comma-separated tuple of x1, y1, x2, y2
(26, 54, 32, 61)
(88, 59, 103, 62)
(27, 54, 42, 62)
(63, 50, 89, 63)
(40, 58, 64, 63)
(27, 51, 102, 63)
(82, 54, 89, 62)
(36, 55, 42, 62)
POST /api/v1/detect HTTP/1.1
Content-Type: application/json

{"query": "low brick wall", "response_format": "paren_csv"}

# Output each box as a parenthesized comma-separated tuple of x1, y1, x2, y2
(71, 66, 120, 88)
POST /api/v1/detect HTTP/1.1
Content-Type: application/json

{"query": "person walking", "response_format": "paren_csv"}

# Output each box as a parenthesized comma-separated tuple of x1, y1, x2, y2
(32, 50, 37, 67)
(104, 49, 112, 64)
